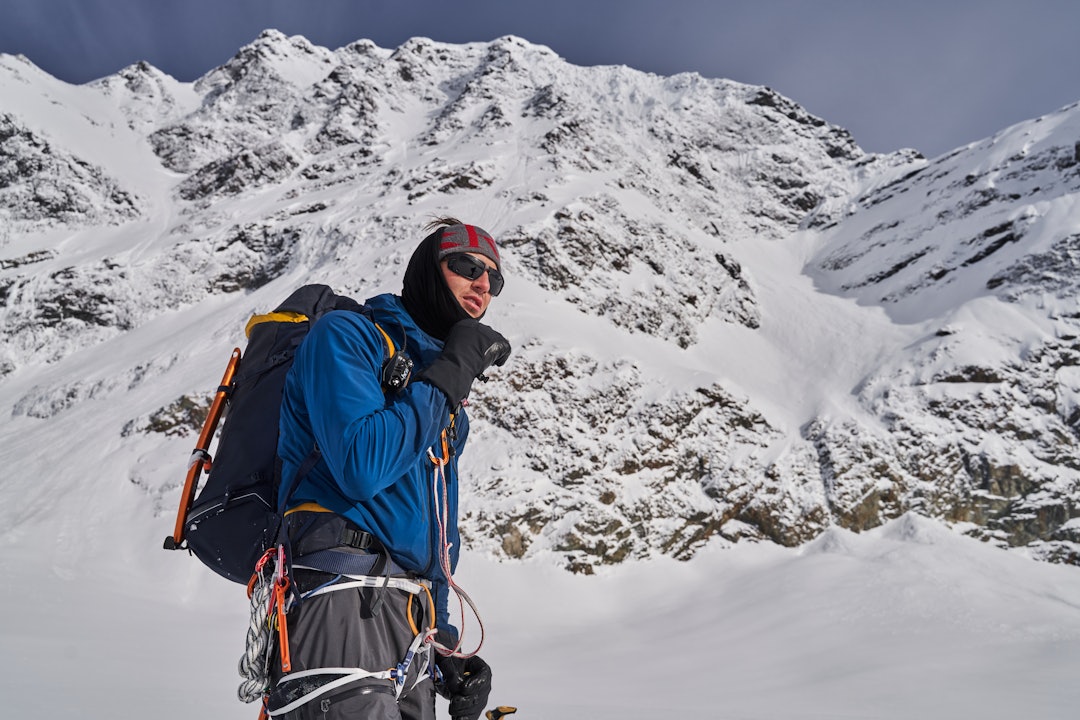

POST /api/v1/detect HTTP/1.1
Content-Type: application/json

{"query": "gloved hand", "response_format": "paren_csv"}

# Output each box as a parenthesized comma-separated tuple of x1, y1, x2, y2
(417, 319, 511, 407)
(435, 652, 492, 720)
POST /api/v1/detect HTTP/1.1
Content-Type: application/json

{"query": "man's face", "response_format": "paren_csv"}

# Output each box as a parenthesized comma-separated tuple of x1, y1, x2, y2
(441, 252, 498, 318)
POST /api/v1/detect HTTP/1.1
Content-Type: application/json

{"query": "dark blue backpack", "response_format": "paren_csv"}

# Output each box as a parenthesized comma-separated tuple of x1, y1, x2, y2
(164, 284, 402, 583)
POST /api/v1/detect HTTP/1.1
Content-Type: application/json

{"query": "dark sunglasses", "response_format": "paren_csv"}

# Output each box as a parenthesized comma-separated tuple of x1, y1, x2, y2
(446, 254, 504, 296)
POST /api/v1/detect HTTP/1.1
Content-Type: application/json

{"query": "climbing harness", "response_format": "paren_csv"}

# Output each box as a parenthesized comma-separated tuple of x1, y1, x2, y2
(238, 425, 485, 715)
(261, 570, 437, 717)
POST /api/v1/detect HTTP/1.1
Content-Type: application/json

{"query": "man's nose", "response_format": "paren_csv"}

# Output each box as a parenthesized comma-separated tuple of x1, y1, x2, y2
(473, 269, 491, 293)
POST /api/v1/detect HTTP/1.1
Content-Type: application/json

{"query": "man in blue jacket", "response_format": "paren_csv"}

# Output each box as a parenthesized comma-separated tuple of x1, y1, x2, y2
(269, 218, 511, 720)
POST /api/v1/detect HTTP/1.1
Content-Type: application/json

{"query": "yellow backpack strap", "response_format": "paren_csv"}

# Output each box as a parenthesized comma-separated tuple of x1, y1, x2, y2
(245, 311, 309, 338)
(373, 321, 413, 392)
(245, 311, 395, 358)
(283, 502, 333, 516)
(373, 322, 395, 356)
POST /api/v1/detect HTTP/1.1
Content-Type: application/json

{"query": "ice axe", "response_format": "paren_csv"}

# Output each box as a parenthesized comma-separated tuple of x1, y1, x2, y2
(163, 347, 241, 550)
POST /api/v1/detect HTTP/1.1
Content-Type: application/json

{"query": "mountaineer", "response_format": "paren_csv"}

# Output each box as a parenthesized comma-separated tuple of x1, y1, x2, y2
(267, 218, 511, 720)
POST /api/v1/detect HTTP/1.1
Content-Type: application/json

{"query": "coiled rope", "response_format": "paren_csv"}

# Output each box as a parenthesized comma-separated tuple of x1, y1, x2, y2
(238, 567, 275, 702)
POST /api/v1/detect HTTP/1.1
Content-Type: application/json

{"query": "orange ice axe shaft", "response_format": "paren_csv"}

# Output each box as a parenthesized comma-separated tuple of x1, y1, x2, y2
(164, 347, 241, 550)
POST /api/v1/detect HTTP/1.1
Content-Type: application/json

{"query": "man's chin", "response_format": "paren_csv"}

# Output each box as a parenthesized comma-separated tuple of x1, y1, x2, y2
(461, 300, 485, 318)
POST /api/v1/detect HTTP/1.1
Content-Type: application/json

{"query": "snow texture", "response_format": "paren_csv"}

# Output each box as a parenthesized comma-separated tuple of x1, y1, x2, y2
(1, 31, 1080, 718)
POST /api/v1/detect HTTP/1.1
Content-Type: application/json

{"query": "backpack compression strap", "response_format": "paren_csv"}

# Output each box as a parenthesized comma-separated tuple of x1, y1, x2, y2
(245, 310, 309, 337)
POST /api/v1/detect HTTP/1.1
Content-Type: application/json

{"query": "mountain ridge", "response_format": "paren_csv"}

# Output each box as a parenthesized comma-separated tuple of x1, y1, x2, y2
(1, 30, 1077, 574)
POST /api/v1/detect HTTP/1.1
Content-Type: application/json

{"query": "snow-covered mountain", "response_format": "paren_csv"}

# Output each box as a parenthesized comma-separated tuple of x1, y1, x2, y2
(1, 29, 1079, 580)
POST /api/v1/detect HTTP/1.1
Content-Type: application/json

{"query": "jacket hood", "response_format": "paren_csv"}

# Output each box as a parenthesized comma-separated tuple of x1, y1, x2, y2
(400, 230, 474, 341)
(364, 293, 444, 370)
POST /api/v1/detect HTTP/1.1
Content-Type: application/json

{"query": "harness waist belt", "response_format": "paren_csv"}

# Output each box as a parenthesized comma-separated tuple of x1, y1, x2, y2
(287, 511, 377, 556)
(293, 548, 407, 577)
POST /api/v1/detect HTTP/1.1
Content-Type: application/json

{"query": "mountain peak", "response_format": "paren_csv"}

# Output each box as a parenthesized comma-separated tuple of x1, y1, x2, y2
(1, 32, 1078, 573)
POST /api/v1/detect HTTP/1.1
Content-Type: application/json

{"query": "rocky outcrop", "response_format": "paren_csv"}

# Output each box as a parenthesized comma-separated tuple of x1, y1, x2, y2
(1, 33, 1078, 573)
(0, 114, 140, 227)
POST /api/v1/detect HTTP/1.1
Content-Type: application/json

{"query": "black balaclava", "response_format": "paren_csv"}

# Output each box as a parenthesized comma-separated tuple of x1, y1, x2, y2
(401, 228, 472, 341)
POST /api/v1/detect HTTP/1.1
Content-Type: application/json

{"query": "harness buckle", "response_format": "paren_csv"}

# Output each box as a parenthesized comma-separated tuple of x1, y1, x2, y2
(339, 526, 373, 550)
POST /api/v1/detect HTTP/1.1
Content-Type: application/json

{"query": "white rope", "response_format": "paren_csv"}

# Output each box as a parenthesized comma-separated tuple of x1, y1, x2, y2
(237, 575, 274, 703)
(428, 447, 486, 659)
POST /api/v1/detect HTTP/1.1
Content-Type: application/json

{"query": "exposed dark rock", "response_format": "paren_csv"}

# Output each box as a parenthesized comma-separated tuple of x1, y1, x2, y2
(126, 394, 212, 438)
(178, 143, 300, 200)
(0, 114, 140, 225)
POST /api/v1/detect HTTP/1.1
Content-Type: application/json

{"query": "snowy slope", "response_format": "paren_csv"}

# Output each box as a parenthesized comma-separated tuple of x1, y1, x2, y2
(2, 512, 1078, 719)
(1, 30, 1080, 718)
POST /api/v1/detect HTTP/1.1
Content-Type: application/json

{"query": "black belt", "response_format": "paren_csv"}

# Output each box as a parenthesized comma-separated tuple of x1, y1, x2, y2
(287, 512, 377, 555)
(293, 548, 407, 576)
(286, 512, 407, 576)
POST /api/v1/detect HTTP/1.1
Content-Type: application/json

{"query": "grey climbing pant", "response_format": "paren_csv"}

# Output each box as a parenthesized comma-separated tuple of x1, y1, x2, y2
(266, 566, 437, 720)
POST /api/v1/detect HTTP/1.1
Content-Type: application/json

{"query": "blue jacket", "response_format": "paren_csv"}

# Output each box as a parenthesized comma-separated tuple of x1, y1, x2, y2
(277, 293, 467, 632)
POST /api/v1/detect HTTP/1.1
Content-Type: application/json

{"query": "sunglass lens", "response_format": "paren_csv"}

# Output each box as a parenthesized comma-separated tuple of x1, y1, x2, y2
(449, 255, 504, 296)
(488, 270, 504, 296)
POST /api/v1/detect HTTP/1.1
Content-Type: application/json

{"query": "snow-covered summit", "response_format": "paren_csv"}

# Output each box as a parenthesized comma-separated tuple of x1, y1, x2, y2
(1, 32, 1078, 578)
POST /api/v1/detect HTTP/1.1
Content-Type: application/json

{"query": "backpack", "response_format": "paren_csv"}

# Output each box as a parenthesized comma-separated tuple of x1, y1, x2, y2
(164, 284, 407, 583)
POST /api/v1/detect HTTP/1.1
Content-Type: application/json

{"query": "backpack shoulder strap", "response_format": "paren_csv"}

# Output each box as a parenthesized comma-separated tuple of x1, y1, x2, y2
(366, 316, 412, 393)
(372, 321, 395, 357)
(279, 309, 409, 510)
(355, 304, 411, 390)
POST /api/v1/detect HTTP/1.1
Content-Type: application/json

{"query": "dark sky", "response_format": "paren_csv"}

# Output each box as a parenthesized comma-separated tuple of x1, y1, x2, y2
(3, 0, 1079, 158)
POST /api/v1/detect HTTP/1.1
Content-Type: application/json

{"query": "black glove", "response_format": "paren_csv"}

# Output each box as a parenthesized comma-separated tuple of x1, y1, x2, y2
(418, 319, 511, 407)
(435, 652, 492, 720)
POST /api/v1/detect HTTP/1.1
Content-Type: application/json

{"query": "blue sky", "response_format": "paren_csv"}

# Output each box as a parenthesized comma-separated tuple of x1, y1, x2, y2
(3, 0, 1079, 158)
